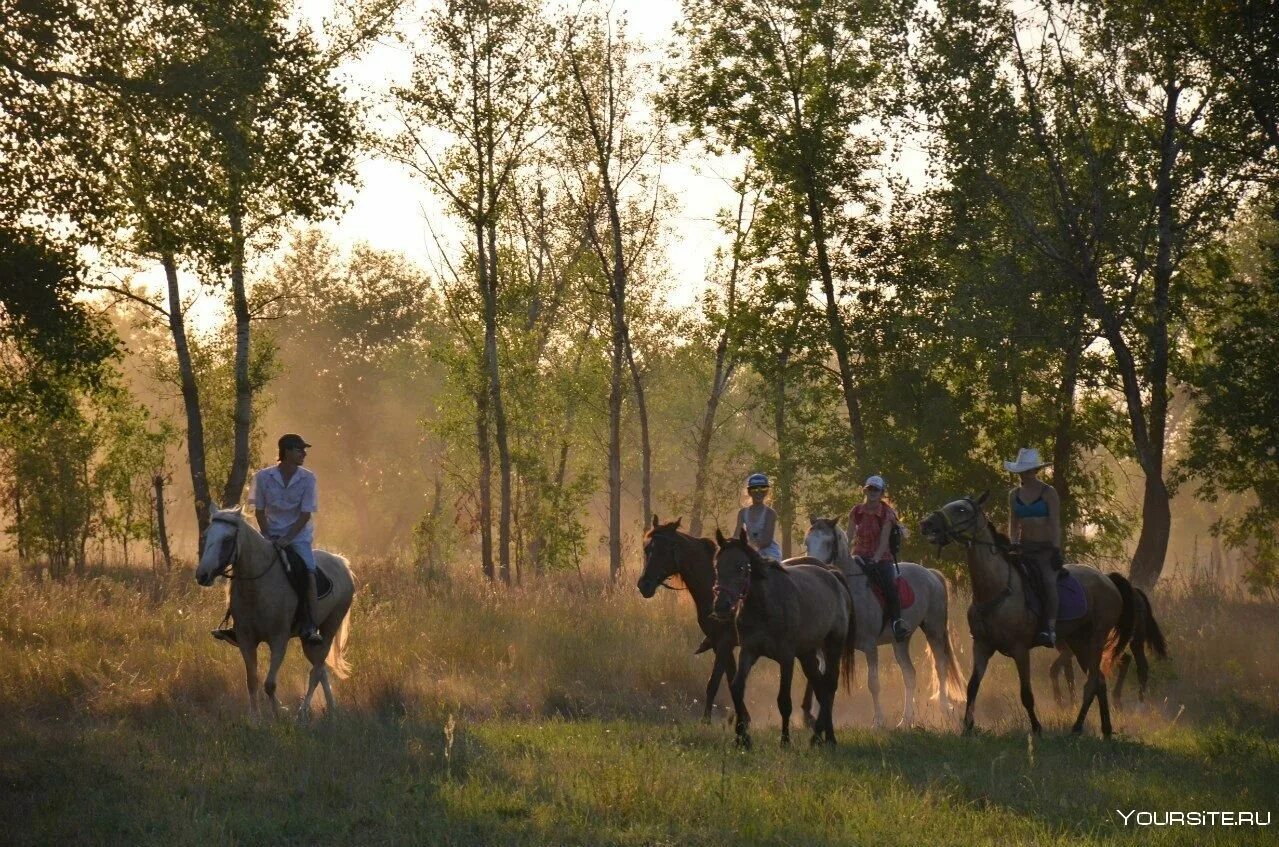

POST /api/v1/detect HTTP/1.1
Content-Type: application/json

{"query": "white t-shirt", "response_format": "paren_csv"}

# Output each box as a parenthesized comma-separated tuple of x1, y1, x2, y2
(248, 464, 318, 543)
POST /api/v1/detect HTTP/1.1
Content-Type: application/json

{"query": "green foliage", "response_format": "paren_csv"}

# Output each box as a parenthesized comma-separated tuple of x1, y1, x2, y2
(1178, 196, 1279, 597)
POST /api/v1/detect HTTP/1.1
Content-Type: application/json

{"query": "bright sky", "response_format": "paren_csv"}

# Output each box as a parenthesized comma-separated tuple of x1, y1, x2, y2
(308, 0, 736, 311)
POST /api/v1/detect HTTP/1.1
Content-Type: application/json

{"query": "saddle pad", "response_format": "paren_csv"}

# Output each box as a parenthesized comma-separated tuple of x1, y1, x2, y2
(1026, 569, 1088, 622)
(870, 576, 916, 610)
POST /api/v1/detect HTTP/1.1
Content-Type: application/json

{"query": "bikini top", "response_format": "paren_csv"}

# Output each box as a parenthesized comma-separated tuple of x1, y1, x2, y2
(1013, 488, 1050, 519)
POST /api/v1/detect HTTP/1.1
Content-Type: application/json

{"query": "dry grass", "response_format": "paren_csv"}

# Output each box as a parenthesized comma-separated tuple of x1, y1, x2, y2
(1, 557, 1277, 845)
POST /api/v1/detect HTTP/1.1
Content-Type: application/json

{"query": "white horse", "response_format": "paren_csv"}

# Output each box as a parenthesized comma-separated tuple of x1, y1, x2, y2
(196, 507, 355, 719)
(804, 518, 965, 727)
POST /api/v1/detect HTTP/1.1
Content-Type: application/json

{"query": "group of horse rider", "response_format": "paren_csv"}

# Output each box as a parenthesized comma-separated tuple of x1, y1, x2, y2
(735, 446, 1063, 648)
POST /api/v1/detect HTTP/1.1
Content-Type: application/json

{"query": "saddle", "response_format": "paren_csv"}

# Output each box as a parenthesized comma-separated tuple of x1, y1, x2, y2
(278, 547, 334, 599)
(1010, 547, 1087, 622)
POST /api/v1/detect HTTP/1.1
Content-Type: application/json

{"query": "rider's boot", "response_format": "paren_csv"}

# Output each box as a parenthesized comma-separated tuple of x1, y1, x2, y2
(1034, 620, 1057, 648)
(301, 573, 323, 644)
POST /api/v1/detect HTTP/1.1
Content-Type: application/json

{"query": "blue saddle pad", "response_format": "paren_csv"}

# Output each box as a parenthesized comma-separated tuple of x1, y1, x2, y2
(1026, 569, 1088, 621)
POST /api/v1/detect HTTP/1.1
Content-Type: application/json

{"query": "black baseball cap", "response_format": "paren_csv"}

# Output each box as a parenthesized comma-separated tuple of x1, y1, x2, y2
(278, 433, 312, 450)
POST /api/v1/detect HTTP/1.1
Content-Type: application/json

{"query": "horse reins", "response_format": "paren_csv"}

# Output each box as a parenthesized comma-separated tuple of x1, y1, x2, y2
(645, 534, 687, 592)
(207, 515, 280, 582)
(926, 500, 1015, 615)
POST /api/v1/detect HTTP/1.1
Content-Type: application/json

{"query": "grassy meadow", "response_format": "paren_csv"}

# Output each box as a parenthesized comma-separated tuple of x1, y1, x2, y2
(1, 558, 1277, 846)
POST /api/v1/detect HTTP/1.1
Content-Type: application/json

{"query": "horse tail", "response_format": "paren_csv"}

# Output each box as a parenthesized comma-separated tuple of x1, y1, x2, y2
(928, 568, 967, 705)
(327, 604, 352, 679)
(1135, 587, 1169, 659)
(833, 569, 857, 693)
(1104, 572, 1136, 675)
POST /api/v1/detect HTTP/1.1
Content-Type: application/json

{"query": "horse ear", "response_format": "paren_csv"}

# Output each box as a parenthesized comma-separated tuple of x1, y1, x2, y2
(808, 514, 819, 526)
(715, 528, 727, 546)
(674, 516, 682, 528)
(975, 489, 990, 507)
(737, 523, 748, 542)
(652, 513, 660, 530)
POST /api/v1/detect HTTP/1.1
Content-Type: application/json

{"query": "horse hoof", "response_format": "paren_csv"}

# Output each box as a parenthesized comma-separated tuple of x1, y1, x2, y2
(1071, 726, 1084, 736)
(780, 735, 791, 747)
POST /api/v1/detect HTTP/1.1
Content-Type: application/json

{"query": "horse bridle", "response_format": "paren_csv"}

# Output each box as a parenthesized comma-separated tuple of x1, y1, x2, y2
(710, 546, 756, 622)
(207, 515, 277, 581)
(643, 533, 686, 592)
(927, 499, 1017, 615)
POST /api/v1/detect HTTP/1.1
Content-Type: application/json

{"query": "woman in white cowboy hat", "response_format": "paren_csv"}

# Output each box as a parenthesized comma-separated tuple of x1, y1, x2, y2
(1005, 447, 1063, 647)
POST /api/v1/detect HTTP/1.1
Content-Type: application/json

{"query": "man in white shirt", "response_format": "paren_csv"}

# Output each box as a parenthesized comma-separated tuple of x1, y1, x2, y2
(213, 433, 323, 645)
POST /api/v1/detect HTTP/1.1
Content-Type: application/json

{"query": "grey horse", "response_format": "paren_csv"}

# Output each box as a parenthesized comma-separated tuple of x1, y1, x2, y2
(804, 518, 966, 727)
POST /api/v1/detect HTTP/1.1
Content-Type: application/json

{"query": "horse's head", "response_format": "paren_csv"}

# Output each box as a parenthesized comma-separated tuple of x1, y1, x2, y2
(711, 525, 766, 622)
(638, 514, 687, 598)
(804, 517, 841, 566)
(920, 491, 990, 547)
(196, 506, 243, 587)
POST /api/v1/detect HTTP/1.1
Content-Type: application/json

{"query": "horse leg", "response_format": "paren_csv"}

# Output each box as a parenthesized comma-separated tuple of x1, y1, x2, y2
(300, 638, 333, 719)
(797, 652, 828, 745)
(1133, 645, 1150, 705)
(1096, 669, 1113, 738)
(963, 639, 994, 735)
(729, 649, 758, 749)
(893, 639, 917, 728)
(821, 639, 842, 744)
(801, 681, 816, 730)
(1013, 647, 1042, 735)
(1049, 648, 1069, 707)
(704, 647, 727, 723)
(1112, 652, 1132, 709)
(923, 623, 953, 717)
(1071, 652, 1104, 735)
(777, 656, 795, 746)
(239, 642, 260, 718)
(262, 638, 289, 718)
(866, 646, 885, 729)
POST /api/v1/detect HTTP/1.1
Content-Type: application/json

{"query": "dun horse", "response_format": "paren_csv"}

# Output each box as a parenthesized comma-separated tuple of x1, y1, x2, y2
(196, 507, 355, 719)
(804, 518, 966, 727)
(920, 494, 1135, 736)
(711, 526, 854, 748)
(637, 515, 736, 720)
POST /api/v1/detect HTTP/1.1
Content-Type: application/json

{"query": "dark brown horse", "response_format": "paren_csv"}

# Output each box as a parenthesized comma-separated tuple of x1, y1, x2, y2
(920, 494, 1135, 737)
(711, 526, 854, 748)
(637, 516, 736, 721)
(1050, 586, 1168, 708)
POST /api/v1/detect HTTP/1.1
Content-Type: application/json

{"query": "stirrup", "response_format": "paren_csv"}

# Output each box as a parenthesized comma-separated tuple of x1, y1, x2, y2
(891, 619, 910, 642)
(1033, 629, 1056, 648)
(211, 628, 238, 646)
(300, 626, 323, 644)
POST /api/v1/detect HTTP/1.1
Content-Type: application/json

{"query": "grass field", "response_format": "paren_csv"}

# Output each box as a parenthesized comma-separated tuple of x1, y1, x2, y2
(2, 559, 1277, 846)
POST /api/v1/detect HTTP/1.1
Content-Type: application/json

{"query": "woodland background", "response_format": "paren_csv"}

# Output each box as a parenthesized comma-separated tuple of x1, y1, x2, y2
(2, 0, 1277, 594)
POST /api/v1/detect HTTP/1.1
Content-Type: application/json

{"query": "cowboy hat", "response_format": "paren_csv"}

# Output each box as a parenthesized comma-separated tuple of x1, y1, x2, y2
(1004, 447, 1051, 473)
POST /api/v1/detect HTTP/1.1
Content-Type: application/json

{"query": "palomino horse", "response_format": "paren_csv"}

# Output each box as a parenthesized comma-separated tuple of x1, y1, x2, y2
(196, 507, 355, 719)
(711, 526, 853, 748)
(637, 516, 737, 721)
(1050, 585, 1167, 709)
(920, 494, 1135, 736)
(803, 518, 966, 727)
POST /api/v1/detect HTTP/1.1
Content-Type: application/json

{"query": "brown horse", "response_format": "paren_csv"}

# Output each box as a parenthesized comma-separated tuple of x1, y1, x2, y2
(920, 494, 1134, 737)
(1050, 585, 1167, 708)
(711, 526, 854, 748)
(196, 507, 355, 719)
(637, 515, 736, 720)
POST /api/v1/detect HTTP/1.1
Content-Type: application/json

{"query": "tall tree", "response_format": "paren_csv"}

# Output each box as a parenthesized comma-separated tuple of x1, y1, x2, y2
(915, 0, 1266, 586)
(667, 0, 908, 471)
(556, 8, 669, 579)
(392, 0, 557, 583)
